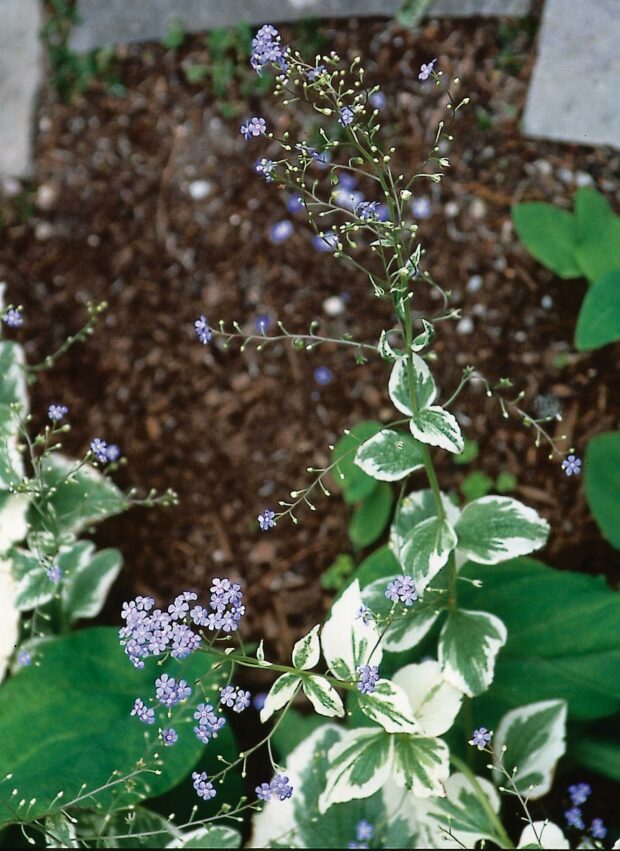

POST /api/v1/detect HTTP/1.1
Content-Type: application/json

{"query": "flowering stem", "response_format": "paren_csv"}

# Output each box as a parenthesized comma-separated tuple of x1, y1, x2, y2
(449, 754, 515, 849)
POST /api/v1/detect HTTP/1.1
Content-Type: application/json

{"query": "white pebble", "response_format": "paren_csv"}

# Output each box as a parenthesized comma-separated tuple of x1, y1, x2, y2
(575, 171, 594, 187)
(467, 274, 483, 293)
(323, 295, 346, 317)
(541, 294, 553, 309)
(188, 179, 213, 201)
(456, 316, 474, 335)
(444, 201, 459, 218)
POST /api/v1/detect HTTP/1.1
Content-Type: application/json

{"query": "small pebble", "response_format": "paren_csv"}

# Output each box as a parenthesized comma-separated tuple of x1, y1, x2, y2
(541, 295, 553, 309)
(557, 167, 574, 185)
(467, 274, 483, 293)
(188, 180, 213, 200)
(323, 295, 346, 317)
(444, 201, 459, 218)
(470, 198, 487, 220)
(575, 171, 594, 187)
(456, 316, 474, 335)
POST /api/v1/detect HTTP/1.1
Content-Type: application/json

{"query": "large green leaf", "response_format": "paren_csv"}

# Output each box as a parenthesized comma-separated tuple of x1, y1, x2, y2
(319, 728, 393, 812)
(585, 431, 620, 548)
(512, 203, 581, 279)
(575, 269, 620, 351)
(348, 481, 393, 548)
(331, 421, 383, 504)
(454, 496, 549, 565)
(28, 455, 127, 536)
(459, 558, 620, 721)
(439, 609, 507, 697)
(0, 628, 231, 827)
(573, 187, 620, 284)
(400, 515, 457, 593)
(392, 735, 449, 797)
(572, 730, 620, 783)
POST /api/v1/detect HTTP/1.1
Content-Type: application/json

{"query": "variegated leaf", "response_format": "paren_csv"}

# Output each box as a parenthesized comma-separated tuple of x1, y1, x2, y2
(302, 674, 345, 718)
(393, 661, 462, 737)
(392, 735, 449, 797)
(428, 772, 503, 847)
(291, 624, 320, 671)
(319, 728, 393, 812)
(378, 330, 403, 361)
(518, 821, 569, 849)
(357, 678, 418, 734)
(362, 575, 442, 653)
(409, 407, 464, 454)
(354, 429, 425, 481)
(0, 492, 29, 555)
(390, 489, 460, 558)
(400, 515, 457, 594)
(321, 580, 382, 680)
(411, 320, 434, 352)
(493, 700, 567, 799)
(439, 609, 507, 697)
(260, 673, 301, 723)
(388, 355, 436, 415)
(455, 496, 550, 564)
(0, 559, 18, 683)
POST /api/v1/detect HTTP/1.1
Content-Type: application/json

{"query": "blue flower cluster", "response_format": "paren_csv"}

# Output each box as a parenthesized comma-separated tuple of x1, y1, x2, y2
(48, 404, 68, 422)
(2, 307, 23, 328)
(385, 576, 418, 606)
(90, 438, 121, 464)
(250, 24, 286, 74)
(193, 702, 227, 743)
(356, 664, 380, 695)
(255, 773, 294, 802)
(220, 685, 251, 713)
(193, 770, 216, 801)
(194, 315, 212, 344)
(564, 783, 606, 839)
(348, 818, 374, 849)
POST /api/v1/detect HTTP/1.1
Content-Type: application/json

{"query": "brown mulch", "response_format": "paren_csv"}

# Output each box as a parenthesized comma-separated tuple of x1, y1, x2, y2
(0, 7, 618, 664)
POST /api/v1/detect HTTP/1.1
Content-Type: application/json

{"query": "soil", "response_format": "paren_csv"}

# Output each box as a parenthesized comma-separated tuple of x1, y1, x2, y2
(1, 3, 618, 670)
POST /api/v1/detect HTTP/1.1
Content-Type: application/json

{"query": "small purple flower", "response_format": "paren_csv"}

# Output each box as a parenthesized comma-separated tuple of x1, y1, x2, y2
(17, 650, 31, 667)
(220, 685, 237, 708)
(161, 727, 178, 746)
(314, 366, 333, 386)
(131, 697, 155, 725)
(170, 622, 201, 658)
(357, 664, 380, 695)
(411, 196, 432, 219)
(46, 564, 62, 583)
(307, 65, 326, 81)
(269, 220, 294, 244)
(193, 702, 226, 742)
(241, 117, 267, 139)
(561, 455, 581, 477)
(155, 673, 191, 708)
(286, 194, 305, 214)
(418, 59, 437, 81)
(565, 807, 585, 830)
(339, 106, 355, 127)
(369, 91, 386, 110)
(312, 232, 338, 253)
(90, 438, 109, 464)
(106, 443, 121, 462)
(338, 173, 357, 191)
(192, 771, 216, 801)
(356, 200, 381, 221)
(256, 782, 272, 802)
(250, 25, 285, 74)
(385, 576, 417, 607)
(194, 315, 212, 345)
(270, 774, 294, 801)
(469, 727, 492, 750)
(255, 157, 275, 181)
(590, 819, 607, 840)
(234, 689, 251, 713)
(568, 782, 591, 806)
(356, 820, 374, 842)
(2, 308, 23, 328)
(253, 692, 267, 711)
(48, 404, 68, 422)
(256, 314, 271, 334)
(258, 509, 276, 531)
(356, 604, 374, 626)
(333, 188, 364, 212)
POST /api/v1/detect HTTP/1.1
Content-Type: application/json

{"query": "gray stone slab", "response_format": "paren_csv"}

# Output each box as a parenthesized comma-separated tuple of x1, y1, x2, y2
(70, 0, 531, 52)
(523, 0, 620, 150)
(0, 0, 43, 177)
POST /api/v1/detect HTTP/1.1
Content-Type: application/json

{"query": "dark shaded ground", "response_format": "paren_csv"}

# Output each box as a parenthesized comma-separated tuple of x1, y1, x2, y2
(0, 7, 618, 665)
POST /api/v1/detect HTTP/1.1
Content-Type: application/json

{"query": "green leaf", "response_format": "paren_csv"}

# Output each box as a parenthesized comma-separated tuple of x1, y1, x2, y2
(302, 675, 345, 718)
(319, 729, 393, 812)
(429, 773, 503, 847)
(357, 678, 418, 734)
(575, 269, 620, 351)
(350, 545, 401, 590)
(60, 544, 123, 622)
(362, 576, 443, 653)
(348, 482, 393, 548)
(460, 471, 493, 502)
(167, 825, 242, 848)
(439, 609, 507, 697)
(573, 187, 620, 283)
(29, 455, 127, 536)
(459, 558, 620, 721)
(378, 330, 403, 361)
(396, 0, 432, 29)
(259, 673, 301, 723)
(0, 628, 229, 827)
(0, 341, 28, 410)
(409, 407, 464, 454)
(332, 421, 383, 504)
(393, 660, 462, 737)
(321, 553, 354, 591)
(455, 496, 550, 564)
(45, 812, 78, 847)
(392, 735, 449, 797)
(390, 489, 460, 558)
(400, 515, 458, 594)
(291, 624, 320, 670)
(322, 580, 382, 680)
(355, 428, 425, 481)
(512, 203, 581, 278)
(388, 356, 436, 415)
(271, 709, 327, 759)
(493, 700, 567, 798)
(454, 438, 479, 465)
(572, 732, 620, 783)
(0, 404, 23, 488)
(585, 431, 620, 548)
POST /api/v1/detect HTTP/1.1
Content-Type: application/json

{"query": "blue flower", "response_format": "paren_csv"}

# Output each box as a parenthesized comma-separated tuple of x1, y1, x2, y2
(48, 404, 68, 422)
(256, 314, 271, 334)
(192, 771, 216, 801)
(161, 727, 178, 746)
(170, 622, 201, 657)
(411, 196, 431, 219)
(193, 702, 226, 743)
(564, 806, 585, 830)
(270, 774, 294, 801)
(2, 308, 23, 328)
(314, 366, 333, 386)
(194, 315, 212, 345)
(234, 689, 251, 713)
(241, 117, 267, 139)
(356, 200, 381, 221)
(356, 664, 380, 695)
(256, 782, 272, 802)
(106, 443, 121, 462)
(17, 650, 31, 667)
(255, 157, 275, 181)
(131, 697, 155, 725)
(369, 91, 386, 110)
(253, 692, 267, 711)
(250, 25, 285, 74)
(469, 727, 492, 749)
(590, 818, 607, 840)
(269, 220, 294, 244)
(307, 64, 326, 81)
(561, 455, 581, 476)
(356, 820, 374, 842)
(568, 782, 591, 806)
(356, 604, 374, 625)
(339, 106, 355, 127)
(385, 576, 417, 606)
(258, 509, 276, 531)
(155, 673, 191, 708)
(90, 438, 109, 464)
(312, 232, 338, 253)
(220, 685, 251, 713)
(286, 194, 304, 214)
(46, 564, 62, 583)
(418, 59, 437, 81)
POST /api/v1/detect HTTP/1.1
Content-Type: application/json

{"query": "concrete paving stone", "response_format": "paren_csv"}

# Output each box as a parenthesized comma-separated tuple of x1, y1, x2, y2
(0, 0, 44, 177)
(523, 0, 620, 150)
(70, 0, 531, 52)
